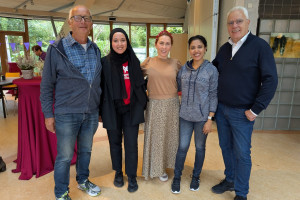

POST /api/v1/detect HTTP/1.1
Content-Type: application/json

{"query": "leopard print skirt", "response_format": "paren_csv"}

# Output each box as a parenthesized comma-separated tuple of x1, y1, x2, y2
(142, 96, 180, 180)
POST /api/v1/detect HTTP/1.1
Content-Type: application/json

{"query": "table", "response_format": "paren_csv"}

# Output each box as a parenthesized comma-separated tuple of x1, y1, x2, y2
(12, 77, 77, 180)
(0, 77, 17, 118)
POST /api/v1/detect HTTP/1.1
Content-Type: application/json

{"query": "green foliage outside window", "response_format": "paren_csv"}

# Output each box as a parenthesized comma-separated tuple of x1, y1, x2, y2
(28, 20, 62, 53)
(150, 24, 164, 36)
(131, 25, 146, 48)
(93, 24, 110, 57)
(167, 26, 183, 34)
(0, 17, 24, 32)
(113, 24, 129, 36)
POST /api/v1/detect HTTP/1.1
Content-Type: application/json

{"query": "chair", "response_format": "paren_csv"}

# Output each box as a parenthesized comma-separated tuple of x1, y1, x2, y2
(8, 62, 22, 74)
(2, 72, 20, 99)
(2, 73, 20, 115)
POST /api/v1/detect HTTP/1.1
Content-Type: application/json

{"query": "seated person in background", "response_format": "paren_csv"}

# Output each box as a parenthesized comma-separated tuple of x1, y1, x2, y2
(32, 45, 47, 61)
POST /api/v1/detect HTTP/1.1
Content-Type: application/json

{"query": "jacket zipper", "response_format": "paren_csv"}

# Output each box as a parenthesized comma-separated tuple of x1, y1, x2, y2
(53, 45, 98, 113)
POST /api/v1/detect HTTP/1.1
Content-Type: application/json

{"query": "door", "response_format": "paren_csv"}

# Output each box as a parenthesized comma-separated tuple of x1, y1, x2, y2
(0, 33, 26, 74)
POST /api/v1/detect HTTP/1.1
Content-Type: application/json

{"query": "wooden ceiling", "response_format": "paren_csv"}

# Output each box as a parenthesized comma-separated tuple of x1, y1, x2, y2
(0, 0, 187, 23)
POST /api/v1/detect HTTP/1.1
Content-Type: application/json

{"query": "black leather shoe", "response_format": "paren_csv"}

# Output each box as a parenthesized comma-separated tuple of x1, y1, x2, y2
(113, 171, 124, 187)
(234, 195, 247, 200)
(211, 179, 234, 194)
(127, 177, 138, 193)
(0, 157, 6, 172)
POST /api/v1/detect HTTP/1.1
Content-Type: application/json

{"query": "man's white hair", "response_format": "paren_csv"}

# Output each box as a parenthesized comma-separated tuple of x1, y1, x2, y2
(68, 5, 92, 19)
(227, 6, 249, 19)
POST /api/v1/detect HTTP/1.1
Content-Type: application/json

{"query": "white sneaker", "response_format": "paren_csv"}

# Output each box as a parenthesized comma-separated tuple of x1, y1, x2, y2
(78, 179, 101, 197)
(159, 173, 168, 182)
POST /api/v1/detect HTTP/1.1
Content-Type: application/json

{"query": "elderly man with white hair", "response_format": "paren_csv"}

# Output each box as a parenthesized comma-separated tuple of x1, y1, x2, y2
(41, 5, 102, 200)
(211, 6, 278, 200)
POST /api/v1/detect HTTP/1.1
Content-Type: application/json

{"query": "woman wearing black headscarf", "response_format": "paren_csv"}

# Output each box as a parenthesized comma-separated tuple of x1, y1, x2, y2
(100, 28, 147, 193)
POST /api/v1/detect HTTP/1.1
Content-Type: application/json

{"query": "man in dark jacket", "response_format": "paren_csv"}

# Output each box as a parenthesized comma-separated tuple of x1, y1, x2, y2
(40, 5, 102, 200)
(211, 6, 278, 200)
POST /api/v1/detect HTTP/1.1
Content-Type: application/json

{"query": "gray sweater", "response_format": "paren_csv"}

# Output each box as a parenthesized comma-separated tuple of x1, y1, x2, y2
(177, 60, 218, 122)
(40, 39, 102, 118)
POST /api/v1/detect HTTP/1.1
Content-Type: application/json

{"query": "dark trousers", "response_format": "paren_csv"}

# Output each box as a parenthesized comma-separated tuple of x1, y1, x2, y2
(107, 111, 139, 177)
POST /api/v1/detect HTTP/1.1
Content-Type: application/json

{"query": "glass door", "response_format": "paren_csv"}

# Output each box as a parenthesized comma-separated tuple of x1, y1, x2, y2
(6, 35, 25, 62)
(0, 33, 25, 74)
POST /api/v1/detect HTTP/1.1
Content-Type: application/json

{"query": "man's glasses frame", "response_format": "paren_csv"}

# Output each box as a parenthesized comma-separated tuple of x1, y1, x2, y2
(70, 15, 92, 22)
(227, 19, 244, 26)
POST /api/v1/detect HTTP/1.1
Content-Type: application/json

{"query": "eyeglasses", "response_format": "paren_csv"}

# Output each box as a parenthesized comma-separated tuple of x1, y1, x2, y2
(70, 15, 92, 22)
(227, 19, 244, 26)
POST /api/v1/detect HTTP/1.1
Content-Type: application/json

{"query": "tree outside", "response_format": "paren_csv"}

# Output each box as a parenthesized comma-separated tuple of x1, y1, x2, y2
(0, 17, 24, 32)
(93, 24, 110, 57)
(28, 20, 63, 54)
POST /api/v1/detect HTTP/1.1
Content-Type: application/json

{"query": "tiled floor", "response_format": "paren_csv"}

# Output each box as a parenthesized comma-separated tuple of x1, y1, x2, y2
(0, 95, 299, 200)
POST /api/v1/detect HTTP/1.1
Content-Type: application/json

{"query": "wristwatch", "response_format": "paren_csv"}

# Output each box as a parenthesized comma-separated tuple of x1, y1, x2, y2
(208, 116, 215, 121)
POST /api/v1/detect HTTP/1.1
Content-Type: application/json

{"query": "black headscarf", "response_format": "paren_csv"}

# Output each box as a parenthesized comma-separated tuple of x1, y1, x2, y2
(108, 28, 144, 107)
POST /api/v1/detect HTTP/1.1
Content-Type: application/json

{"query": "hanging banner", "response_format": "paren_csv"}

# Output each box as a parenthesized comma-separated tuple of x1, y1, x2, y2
(37, 41, 43, 47)
(49, 40, 55, 44)
(9, 43, 16, 52)
(24, 42, 30, 50)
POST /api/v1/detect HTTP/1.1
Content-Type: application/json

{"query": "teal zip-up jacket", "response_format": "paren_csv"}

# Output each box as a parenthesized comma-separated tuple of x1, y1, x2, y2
(177, 59, 218, 122)
(40, 38, 102, 118)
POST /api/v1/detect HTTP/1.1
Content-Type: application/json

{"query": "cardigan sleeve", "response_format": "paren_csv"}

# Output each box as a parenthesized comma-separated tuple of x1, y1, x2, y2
(250, 40, 278, 115)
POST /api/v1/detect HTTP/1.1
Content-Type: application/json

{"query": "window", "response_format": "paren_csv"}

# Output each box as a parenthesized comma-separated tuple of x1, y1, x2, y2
(54, 21, 64, 34)
(113, 23, 129, 36)
(28, 20, 57, 53)
(5, 35, 25, 62)
(167, 26, 183, 34)
(150, 24, 164, 36)
(149, 38, 157, 57)
(0, 17, 24, 32)
(131, 24, 147, 61)
(93, 23, 110, 57)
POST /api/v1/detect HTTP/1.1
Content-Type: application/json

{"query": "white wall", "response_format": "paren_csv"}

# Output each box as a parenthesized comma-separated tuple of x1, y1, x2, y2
(185, 0, 219, 61)
(217, 0, 259, 49)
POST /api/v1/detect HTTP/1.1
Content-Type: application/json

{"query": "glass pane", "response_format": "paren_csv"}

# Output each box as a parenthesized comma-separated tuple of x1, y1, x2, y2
(149, 38, 157, 57)
(131, 25, 147, 62)
(28, 20, 57, 56)
(167, 26, 183, 34)
(113, 23, 129, 36)
(6, 35, 25, 62)
(0, 17, 24, 32)
(150, 24, 164, 36)
(54, 21, 65, 34)
(93, 24, 110, 57)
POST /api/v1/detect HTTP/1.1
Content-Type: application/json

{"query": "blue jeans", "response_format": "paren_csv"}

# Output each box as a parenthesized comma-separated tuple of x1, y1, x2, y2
(174, 118, 207, 178)
(54, 112, 99, 197)
(215, 103, 254, 197)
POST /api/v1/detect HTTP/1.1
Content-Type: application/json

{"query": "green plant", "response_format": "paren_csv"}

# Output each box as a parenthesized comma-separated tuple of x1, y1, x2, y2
(16, 55, 37, 70)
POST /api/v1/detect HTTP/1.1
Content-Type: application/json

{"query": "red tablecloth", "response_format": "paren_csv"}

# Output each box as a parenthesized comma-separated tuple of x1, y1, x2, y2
(12, 77, 77, 180)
